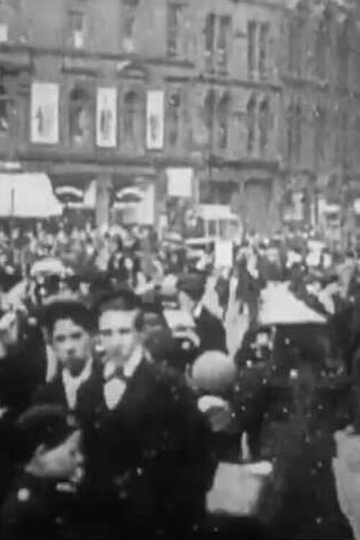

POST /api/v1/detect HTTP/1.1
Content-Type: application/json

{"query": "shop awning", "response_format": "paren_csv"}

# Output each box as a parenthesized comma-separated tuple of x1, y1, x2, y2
(0, 173, 62, 218)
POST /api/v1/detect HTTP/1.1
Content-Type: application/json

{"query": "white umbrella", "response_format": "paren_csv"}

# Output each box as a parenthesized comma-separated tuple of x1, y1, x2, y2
(259, 282, 327, 326)
(116, 187, 144, 203)
(30, 258, 67, 277)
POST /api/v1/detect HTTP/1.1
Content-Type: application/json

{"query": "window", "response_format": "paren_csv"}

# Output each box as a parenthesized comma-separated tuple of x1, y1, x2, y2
(68, 87, 93, 146)
(354, 116, 360, 163)
(259, 99, 270, 156)
(247, 21, 257, 78)
(294, 102, 302, 164)
(168, 91, 181, 146)
(205, 13, 216, 71)
(204, 89, 216, 131)
(69, 10, 85, 49)
(339, 110, 348, 165)
(123, 91, 140, 146)
(122, 0, 138, 48)
(338, 22, 350, 88)
(0, 84, 9, 132)
(259, 23, 270, 79)
(287, 104, 294, 163)
(217, 94, 230, 149)
(167, 3, 182, 58)
(247, 96, 256, 154)
(217, 16, 231, 71)
(314, 106, 326, 166)
(288, 16, 302, 76)
(205, 13, 215, 54)
(314, 21, 327, 80)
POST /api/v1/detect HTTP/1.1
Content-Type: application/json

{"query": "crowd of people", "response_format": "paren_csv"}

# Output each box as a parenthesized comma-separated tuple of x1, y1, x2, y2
(0, 220, 359, 540)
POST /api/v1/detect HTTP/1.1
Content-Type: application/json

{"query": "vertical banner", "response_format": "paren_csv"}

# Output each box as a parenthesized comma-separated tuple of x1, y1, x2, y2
(146, 90, 164, 150)
(96, 87, 117, 148)
(31, 82, 59, 144)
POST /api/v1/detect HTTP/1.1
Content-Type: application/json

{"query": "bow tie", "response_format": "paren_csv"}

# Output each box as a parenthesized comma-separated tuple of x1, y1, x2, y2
(104, 364, 128, 383)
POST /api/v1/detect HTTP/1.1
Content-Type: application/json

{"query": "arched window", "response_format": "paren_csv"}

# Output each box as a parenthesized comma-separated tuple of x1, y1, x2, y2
(123, 91, 138, 145)
(217, 93, 230, 149)
(247, 96, 256, 155)
(314, 105, 326, 167)
(259, 99, 270, 156)
(0, 84, 9, 132)
(68, 87, 93, 146)
(168, 91, 181, 147)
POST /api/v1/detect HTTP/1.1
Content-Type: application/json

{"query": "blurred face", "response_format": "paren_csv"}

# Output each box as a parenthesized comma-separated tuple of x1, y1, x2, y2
(39, 430, 84, 481)
(99, 309, 141, 365)
(51, 319, 92, 375)
(178, 290, 195, 313)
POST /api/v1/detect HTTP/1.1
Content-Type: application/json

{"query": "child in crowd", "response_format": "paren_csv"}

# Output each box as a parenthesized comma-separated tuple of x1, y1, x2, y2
(0, 404, 84, 540)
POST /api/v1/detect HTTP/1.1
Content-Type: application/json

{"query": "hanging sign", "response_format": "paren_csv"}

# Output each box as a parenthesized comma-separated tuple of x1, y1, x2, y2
(146, 90, 164, 150)
(31, 82, 59, 144)
(96, 87, 117, 148)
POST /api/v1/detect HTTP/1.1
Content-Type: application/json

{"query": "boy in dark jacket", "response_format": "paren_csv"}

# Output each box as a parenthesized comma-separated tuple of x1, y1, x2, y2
(0, 404, 84, 540)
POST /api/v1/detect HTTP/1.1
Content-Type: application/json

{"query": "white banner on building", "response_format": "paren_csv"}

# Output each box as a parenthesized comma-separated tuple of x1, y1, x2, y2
(31, 82, 59, 144)
(96, 87, 117, 148)
(146, 90, 164, 150)
(167, 168, 193, 198)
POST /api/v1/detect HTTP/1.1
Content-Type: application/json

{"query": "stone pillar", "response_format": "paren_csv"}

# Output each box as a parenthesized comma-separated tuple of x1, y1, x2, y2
(95, 175, 112, 229)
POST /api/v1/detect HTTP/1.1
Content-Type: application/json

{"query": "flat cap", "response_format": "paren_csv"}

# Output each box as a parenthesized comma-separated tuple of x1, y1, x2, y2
(93, 282, 142, 318)
(177, 272, 206, 300)
(40, 294, 95, 333)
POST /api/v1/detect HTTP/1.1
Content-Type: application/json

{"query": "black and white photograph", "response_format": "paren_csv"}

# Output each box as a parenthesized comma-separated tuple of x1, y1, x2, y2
(0, 0, 359, 539)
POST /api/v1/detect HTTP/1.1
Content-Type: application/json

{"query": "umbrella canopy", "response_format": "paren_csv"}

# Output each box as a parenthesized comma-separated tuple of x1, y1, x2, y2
(259, 282, 327, 326)
(30, 258, 68, 278)
(115, 187, 144, 204)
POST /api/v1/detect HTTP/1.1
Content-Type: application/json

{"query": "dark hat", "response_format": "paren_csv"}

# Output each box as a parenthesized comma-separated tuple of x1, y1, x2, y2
(93, 282, 142, 319)
(177, 272, 206, 301)
(40, 295, 95, 334)
(14, 404, 78, 464)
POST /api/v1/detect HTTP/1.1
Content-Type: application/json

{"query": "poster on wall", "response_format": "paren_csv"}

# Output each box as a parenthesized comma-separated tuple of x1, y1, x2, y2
(146, 90, 164, 150)
(31, 82, 59, 144)
(96, 87, 117, 148)
(166, 168, 193, 198)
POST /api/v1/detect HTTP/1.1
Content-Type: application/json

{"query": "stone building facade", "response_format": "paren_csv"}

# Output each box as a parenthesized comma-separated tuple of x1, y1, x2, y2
(0, 0, 359, 235)
(280, 0, 360, 242)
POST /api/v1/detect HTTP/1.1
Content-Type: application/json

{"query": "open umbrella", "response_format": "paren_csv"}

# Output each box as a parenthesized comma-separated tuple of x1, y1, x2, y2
(30, 258, 67, 278)
(55, 186, 84, 205)
(115, 187, 144, 204)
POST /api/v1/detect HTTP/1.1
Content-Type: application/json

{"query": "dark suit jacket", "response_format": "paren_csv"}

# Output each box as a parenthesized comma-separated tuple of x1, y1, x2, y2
(32, 359, 103, 426)
(195, 306, 227, 355)
(84, 358, 216, 540)
(0, 327, 48, 416)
